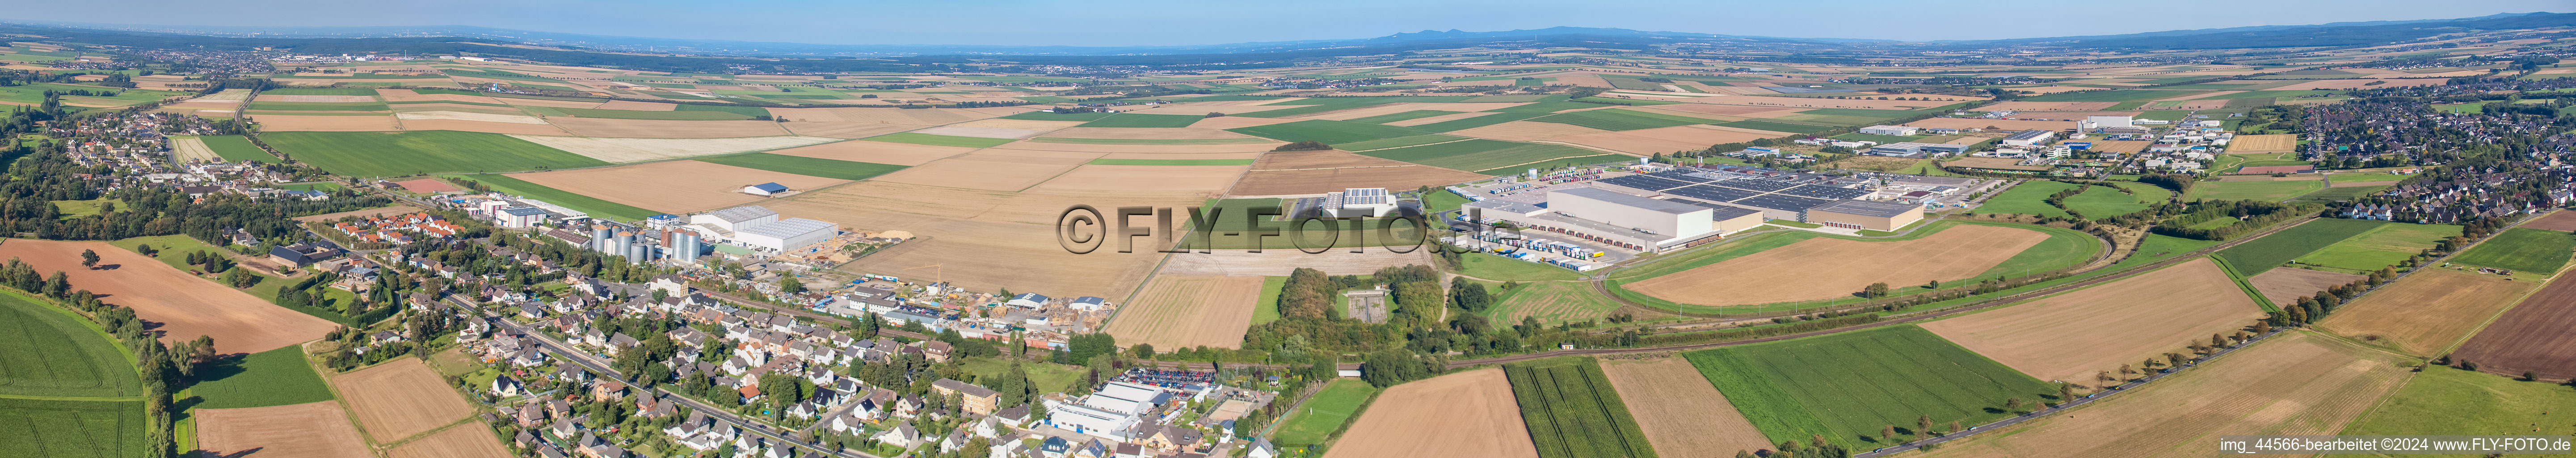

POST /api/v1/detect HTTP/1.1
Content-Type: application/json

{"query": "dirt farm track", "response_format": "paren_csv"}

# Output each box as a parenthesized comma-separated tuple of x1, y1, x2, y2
(0, 239, 334, 355)
(2450, 273, 2576, 381)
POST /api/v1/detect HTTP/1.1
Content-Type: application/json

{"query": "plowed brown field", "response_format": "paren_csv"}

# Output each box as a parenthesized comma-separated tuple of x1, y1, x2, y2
(1625, 225, 2049, 308)
(0, 239, 333, 354)
(1921, 258, 2267, 383)
(2318, 269, 2538, 356)
(1322, 369, 1537, 458)
(2452, 274, 2576, 381)
(2246, 267, 2365, 306)
(2519, 211, 2576, 232)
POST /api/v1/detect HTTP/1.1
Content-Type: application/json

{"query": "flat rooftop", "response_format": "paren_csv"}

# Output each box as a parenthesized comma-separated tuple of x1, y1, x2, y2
(1551, 187, 1708, 215)
(1810, 199, 1920, 218)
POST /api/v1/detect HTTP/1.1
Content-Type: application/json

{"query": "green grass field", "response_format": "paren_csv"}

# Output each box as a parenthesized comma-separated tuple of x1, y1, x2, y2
(1505, 357, 1658, 458)
(2187, 179, 2323, 202)
(1345, 110, 1465, 124)
(188, 346, 333, 409)
(1525, 108, 1717, 131)
(51, 199, 116, 219)
(1682, 325, 2056, 445)
(673, 104, 772, 118)
(263, 131, 607, 177)
(1715, 120, 1835, 134)
(1355, 139, 1598, 172)
(245, 101, 390, 111)
(0, 398, 147, 458)
(2021, 89, 2211, 102)
(0, 84, 188, 107)
(693, 153, 909, 180)
(1074, 113, 1202, 128)
(1967, 181, 2079, 218)
(2339, 366, 2576, 441)
(0, 292, 139, 398)
(1458, 252, 1585, 281)
(444, 174, 665, 221)
(1027, 137, 1270, 145)
(2185, 216, 2242, 230)
(1270, 378, 1379, 446)
(1251, 276, 1288, 326)
(2216, 218, 2386, 276)
(195, 136, 274, 163)
(862, 132, 1019, 148)
(2450, 227, 2576, 274)
(998, 111, 1115, 122)
(1332, 134, 1469, 151)
(260, 88, 378, 96)
(1082, 158, 1255, 166)
(1226, 120, 1435, 145)
(2060, 185, 2151, 219)
(1482, 281, 1622, 326)
(1482, 101, 1602, 113)
(1408, 112, 1550, 132)
(2291, 223, 2461, 272)
(2291, 185, 2392, 202)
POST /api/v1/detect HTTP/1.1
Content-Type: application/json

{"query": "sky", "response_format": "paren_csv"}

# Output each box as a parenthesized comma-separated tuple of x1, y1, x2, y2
(6, 0, 2566, 47)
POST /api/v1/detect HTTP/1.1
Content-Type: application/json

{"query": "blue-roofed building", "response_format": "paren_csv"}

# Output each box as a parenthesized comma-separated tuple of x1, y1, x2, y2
(741, 182, 790, 196)
(1006, 293, 1049, 308)
(1070, 296, 1107, 311)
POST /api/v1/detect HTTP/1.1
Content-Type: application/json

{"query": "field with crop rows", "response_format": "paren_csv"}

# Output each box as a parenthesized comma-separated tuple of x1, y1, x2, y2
(2450, 227, 2576, 274)
(1227, 120, 1435, 144)
(2215, 218, 2385, 276)
(1505, 357, 1658, 458)
(693, 153, 909, 180)
(0, 292, 139, 398)
(1682, 326, 2057, 445)
(264, 131, 607, 176)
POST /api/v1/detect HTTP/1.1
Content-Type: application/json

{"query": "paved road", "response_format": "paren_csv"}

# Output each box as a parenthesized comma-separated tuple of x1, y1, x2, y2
(1853, 328, 2285, 457)
(458, 296, 885, 458)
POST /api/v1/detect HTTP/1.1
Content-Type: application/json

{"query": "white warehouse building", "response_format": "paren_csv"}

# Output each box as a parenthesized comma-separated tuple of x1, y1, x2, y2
(1857, 125, 1920, 136)
(1548, 187, 1715, 239)
(732, 217, 838, 253)
(691, 206, 779, 233)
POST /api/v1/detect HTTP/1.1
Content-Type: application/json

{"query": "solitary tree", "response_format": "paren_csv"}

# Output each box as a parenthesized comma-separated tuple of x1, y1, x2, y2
(80, 249, 98, 269)
(2120, 363, 2136, 376)
(2004, 397, 2022, 411)
(1864, 282, 1891, 298)
(1882, 424, 1895, 441)
(2165, 352, 2187, 368)
(1919, 414, 1933, 437)
(2059, 382, 2077, 402)
(2212, 334, 2227, 348)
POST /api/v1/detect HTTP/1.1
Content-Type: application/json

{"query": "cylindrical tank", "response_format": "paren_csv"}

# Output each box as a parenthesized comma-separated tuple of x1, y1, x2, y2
(591, 225, 613, 253)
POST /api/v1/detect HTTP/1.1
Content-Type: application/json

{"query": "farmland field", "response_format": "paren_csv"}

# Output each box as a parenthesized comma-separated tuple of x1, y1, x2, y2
(0, 239, 336, 355)
(2289, 222, 2460, 272)
(1596, 357, 1771, 457)
(2021, 89, 2209, 102)
(0, 290, 139, 398)
(1408, 112, 1549, 132)
(2245, 267, 2365, 306)
(1269, 378, 1379, 446)
(1967, 181, 2079, 218)
(1920, 258, 2265, 383)
(1084, 158, 1255, 166)
(1226, 119, 1435, 144)
(1483, 281, 1620, 327)
(1355, 139, 1599, 172)
(2185, 179, 2322, 201)
(261, 131, 608, 176)
(2519, 210, 2576, 232)
(188, 346, 335, 409)
(2449, 227, 2575, 274)
(1503, 357, 1658, 458)
(1525, 108, 1717, 131)
(863, 132, 1018, 148)
(386, 423, 513, 458)
(1322, 369, 1537, 458)
(195, 400, 372, 458)
(2452, 274, 2576, 381)
(1075, 113, 1203, 127)
(2317, 269, 2537, 356)
(2214, 218, 2384, 276)
(1622, 224, 2052, 309)
(443, 173, 664, 221)
(195, 136, 275, 162)
(332, 358, 477, 441)
(531, 106, 749, 120)
(692, 153, 909, 180)
(0, 83, 189, 107)
(1101, 276, 1263, 349)
(0, 398, 146, 458)
(1714, 119, 1834, 134)
(1683, 325, 2058, 446)
(1913, 331, 2409, 458)
(2339, 366, 2576, 441)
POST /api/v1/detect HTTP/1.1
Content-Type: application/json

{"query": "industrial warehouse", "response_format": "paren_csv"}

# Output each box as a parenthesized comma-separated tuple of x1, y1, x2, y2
(1456, 164, 1936, 259)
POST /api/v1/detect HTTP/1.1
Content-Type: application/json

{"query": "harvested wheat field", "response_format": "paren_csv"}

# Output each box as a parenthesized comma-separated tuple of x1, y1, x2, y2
(1232, 166, 1488, 196)
(0, 239, 332, 354)
(782, 122, 924, 139)
(505, 135, 839, 162)
(1916, 331, 2408, 458)
(1384, 111, 1502, 127)
(993, 141, 1282, 154)
(2247, 268, 2366, 305)
(1099, 152, 1261, 160)
(766, 106, 993, 124)
(1047, 127, 1255, 140)
(1710, 96, 1968, 110)
(169, 136, 219, 163)
(1595, 357, 1771, 456)
(399, 119, 573, 136)
(1626, 225, 2050, 308)
(1977, 101, 2121, 111)
(334, 358, 477, 441)
(782, 182, 1204, 298)
(375, 90, 505, 104)
(1028, 165, 1243, 194)
(2318, 269, 2538, 356)
(511, 161, 846, 213)
(392, 178, 461, 193)
(911, 125, 1048, 139)
(2230, 134, 2298, 153)
(2449, 275, 2576, 381)
(1104, 276, 1264, 349)
(1921, 258, 2267, 383)
(494, 98, 602, 109)
(2518, 211, 2576, 233)
(1124, 105, 1296, 116)
(396, 110, 547, 124)
(769, 140, 972, 166)
(548, 118, 789, 138)
(1448, 121, 1608, 141)
(256, 94, 377, 103)
(1324, 368, 1536, 458)
(1189, 116, 1300, 129)
(593, 100, 675, 110)
(871, 150, 1096, 191)
(256, 114, 402, 131)
(194, 401, 371, 458)
(387, 424, 513, 458)
(1551, 125, 1782, 154)
(1635, 103, 1794, 116)
(1157, 249, 1438, 277)
(1301, 102, 1533, 120)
